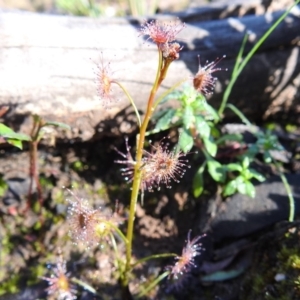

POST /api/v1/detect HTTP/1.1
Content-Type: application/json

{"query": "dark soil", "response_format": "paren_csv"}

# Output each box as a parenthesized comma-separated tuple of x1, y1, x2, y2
(0, 123, 300, 300)
(0, 134, 211, 300)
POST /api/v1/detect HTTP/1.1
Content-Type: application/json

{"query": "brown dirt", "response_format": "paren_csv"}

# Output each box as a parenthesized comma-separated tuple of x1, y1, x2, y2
(0, 135, 210, 300)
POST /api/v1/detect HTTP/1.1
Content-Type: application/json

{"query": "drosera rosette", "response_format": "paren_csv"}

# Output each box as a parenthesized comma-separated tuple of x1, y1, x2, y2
(66, 189, 125, 249)
(139, 18, 185, 49)
(115, 137, 190, 193)
(193, 55, 227, 95)
(114, 136, 136, 184)
(139, 18, 186, 77)
(95, 53, 119, 108)
(140, 138, 191, 192)
(94, 53, 141, 125)
(165, 230, 206, 292)
(41, 252, 77, 300)
(161, 42, 183, 61)
(94, 200, 126, 243)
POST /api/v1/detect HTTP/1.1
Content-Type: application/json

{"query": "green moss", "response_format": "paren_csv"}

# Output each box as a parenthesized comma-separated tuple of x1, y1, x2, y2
(53, 189, 65, 204)
(241, 226, 300, 300)
(285, 124, 297, 133)
(0, 175, 8, 197)
(39, 175, 54, 189)
(288, 254, 300, 269)
(71, 160, 85, 172)
(97, 185, 108, 198)
(27, 264, 46, 285)
(0, 273, 20, 295)
(264, 122, 276, 130)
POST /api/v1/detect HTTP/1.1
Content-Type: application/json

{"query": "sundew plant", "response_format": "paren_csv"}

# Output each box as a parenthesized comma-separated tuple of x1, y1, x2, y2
(42, 19, 219, 299)
(36, 1, 300, 296)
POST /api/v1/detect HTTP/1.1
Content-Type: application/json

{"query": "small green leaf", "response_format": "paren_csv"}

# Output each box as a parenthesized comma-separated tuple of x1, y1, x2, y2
(44, 121, 71, 130)
(0, 123, 13, 135)
(249, 169, 265, 182)
(0, 176, 8, 197)
(216, 133, 243, 145)
(210, 125, 220, 139)
(154, 108, 177, 132)
(152, 108, 169, 120)
(190, 94, 206, 110)
(193, 162, 206, 197)
(263, 151, 272, 163)
(203, 137, 217, 157)
(236, 176, 247, 195)
(201, 269, 245, 282)
(179, 128, 194, 153)
(200, 102, 220, 122)
(0, 124, 30, 141)
(223, 179, 237, 196)
(0, 123, 30, 149)
(245, 181, 255, 198)
(195, 115, 210, 138)
(207, 159, 226, 183)
(247, 144, 259, 158)
(6, 139, 23, 149)
(226, 163, 243, 172)
(160, 91, 181, 105)
(182, 106, 194, 129)
(6, 132, 31, 141)
(241, 156, 250, 169)
(241, 168, 252, 180)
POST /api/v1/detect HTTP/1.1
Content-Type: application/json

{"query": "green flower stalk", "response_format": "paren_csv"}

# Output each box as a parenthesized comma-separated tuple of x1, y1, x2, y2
(91, 17, 226, 296)
(121, 19, 186, 289)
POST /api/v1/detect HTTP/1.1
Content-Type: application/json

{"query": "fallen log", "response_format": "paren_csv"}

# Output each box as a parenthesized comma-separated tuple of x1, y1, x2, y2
(0, 3, 299, 141)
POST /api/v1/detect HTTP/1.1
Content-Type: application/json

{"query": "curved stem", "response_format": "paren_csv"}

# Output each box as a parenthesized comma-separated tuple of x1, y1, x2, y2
(102, 220, 128, 245)
(123, 50, 163, 286)
(110, 232, 124, 278)
(114, 81, 141, 127)
(27, 116, 44, 212)
(225, 103, 252, 126)
(71, 277, 99, 295)
(218, 33, 248, 117)
(153, 77, 188, 109)
(131, 252, 177, 270)
(218, 0, 300, 116)
(137, 271, 170, 298)
(274, 161, 295, 222)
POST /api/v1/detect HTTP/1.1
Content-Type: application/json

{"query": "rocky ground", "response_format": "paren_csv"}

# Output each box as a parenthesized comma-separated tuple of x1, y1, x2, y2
(0, 122, 299, 299)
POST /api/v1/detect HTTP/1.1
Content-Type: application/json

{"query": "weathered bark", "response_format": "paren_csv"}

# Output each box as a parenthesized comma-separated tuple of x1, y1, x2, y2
(0, 3, 299, 141)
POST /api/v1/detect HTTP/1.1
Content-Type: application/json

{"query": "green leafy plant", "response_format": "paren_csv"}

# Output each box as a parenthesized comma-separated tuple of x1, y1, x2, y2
(0, 110, 70, 210)
(55, 0, 103, 17)
(223, 156, 265, 198)
(26, 115, 70, 207)
(38, 18, 209, 299)
(55, 0, 159, 17)
(0, 123, 30, 149)
(128, 0, 158, 16)
(152, 2, 298, 209)
(0, 107, 30, 149)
